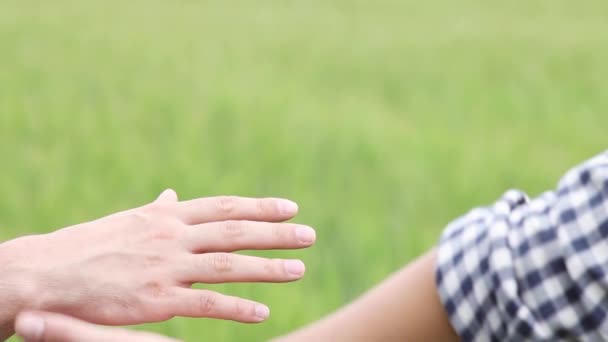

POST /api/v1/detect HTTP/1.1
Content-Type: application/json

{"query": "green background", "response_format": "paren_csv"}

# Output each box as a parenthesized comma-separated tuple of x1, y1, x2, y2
(1, 1, 607, 340)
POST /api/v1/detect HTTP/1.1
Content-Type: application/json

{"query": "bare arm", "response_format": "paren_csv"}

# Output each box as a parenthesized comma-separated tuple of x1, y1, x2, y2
(0, 190, 316, 340)
(274, 249, 458, 342)
(10, 250, 457, 342)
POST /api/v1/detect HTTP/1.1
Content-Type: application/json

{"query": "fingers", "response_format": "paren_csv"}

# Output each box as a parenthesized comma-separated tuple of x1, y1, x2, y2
(155, 189, 179, 203)
(15, 312, 178, 342)
(182, 221, 316, 252)
(168, 288, 270, 323)
(179, 253, 306, 283)
(172, 196, 298, 224)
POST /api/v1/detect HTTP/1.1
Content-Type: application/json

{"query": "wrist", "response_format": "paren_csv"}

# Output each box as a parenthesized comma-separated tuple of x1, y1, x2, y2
(0, 235, 45, 314)
(0, 238, 34, 340)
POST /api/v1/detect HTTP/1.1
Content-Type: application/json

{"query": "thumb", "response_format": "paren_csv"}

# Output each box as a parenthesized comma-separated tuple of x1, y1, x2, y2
(155, 188, 179, 203)
(15, 312, 179, 342)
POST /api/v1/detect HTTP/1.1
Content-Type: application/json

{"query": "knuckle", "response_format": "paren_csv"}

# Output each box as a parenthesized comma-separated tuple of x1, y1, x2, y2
(111, 295, 139, 312)
(146, 224, 180, 241)
(142, 202, 168, 215)
(271, 224, 284, 240)
(130, 205, 173, 228)
(143, 254, 168, 266)
(264, 258, 283, 276)
(221, 220, 244, 238)
(198, 292, 217, 314)
(215, 196, 236, 215)
(255, 199, 268, 219)
(234, 298, 247, 316)
(141, 281, 173, 298)
(212, 253, 233, 273)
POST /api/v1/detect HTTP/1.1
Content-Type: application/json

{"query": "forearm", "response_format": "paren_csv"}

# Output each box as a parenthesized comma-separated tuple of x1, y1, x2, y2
(275, 249, 457, 342)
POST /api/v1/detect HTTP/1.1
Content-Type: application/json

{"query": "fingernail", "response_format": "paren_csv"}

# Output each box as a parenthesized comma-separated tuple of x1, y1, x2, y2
(284, 259, 305, 276)
(16, 313, 45, 341)
(278, 200, 298, 216)
(255, 304, 270, 320)
(295, 226, 316, 243)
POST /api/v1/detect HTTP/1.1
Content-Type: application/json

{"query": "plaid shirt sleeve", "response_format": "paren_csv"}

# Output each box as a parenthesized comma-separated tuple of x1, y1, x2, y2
(436, 151, 608, 341)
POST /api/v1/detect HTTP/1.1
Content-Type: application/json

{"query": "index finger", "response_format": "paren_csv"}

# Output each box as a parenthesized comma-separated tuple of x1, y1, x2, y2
(172, 196, 299, 225)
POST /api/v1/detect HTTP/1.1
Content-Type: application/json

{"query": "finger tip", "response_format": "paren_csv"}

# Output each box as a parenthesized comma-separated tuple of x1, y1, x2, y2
(277, 199, 299, 217)
(254, 304, 270, 322)
(284, 259, 306, 278)
(295, 226, 316, 245)
(15, 312, 45, 341)
(157, 188, 179, 202)
(165, 188, 179, 198)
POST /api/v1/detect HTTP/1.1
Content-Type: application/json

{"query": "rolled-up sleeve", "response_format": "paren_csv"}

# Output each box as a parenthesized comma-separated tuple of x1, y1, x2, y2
(436, 152, 608, 341)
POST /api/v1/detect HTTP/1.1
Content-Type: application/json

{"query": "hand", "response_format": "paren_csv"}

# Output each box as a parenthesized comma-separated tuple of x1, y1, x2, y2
(0, 190, 316, 332)
(15, 311, 179, 342)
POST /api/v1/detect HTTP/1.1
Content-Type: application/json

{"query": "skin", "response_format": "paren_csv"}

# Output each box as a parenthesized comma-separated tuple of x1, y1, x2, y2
(0, 189, 317, 340)
(14, 250, 459, 342)
(273, 250, 458, 342)
(15, 311, 178, 342)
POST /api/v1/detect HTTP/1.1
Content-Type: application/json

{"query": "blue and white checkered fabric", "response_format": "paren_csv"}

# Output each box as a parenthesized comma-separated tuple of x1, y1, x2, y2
(436, 151, 608, 341)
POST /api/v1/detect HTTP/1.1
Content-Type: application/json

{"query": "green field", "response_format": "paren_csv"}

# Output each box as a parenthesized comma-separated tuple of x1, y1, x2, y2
(1, 1, 607, 340)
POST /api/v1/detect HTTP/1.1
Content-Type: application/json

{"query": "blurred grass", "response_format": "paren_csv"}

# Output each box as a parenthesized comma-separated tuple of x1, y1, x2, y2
(1, 0, 607, 340)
